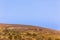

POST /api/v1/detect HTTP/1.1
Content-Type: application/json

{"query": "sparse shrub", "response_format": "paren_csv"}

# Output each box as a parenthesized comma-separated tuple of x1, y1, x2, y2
(0, 27, 60, 40)
(32, 33, 37, 36)
(48, 37, 52, 40)
(26, 32, 31, 36)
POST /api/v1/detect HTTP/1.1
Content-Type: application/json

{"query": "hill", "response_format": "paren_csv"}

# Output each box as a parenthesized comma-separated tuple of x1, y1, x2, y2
(0, 24, 60, 40)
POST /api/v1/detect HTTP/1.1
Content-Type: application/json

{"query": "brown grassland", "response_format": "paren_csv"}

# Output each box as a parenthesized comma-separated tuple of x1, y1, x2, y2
(0, 24, 60, 40)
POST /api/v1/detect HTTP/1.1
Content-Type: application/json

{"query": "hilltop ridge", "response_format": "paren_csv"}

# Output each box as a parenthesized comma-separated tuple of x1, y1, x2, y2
(0, 24, 60, 40)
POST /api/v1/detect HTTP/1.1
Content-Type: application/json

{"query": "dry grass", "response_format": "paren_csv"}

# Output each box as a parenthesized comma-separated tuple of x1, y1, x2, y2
(0, 24, 60, 40)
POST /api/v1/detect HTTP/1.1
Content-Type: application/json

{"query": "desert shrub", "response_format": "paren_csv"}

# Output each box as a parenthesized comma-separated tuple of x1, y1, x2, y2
(48, 37, 52, 40)
(26, 32, 31, 36)
(32, 33, 37, 36)
(0, 27, 60, 40)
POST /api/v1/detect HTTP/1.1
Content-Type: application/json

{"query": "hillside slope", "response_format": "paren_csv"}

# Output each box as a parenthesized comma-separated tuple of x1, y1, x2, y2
(0, 24, 60, 40)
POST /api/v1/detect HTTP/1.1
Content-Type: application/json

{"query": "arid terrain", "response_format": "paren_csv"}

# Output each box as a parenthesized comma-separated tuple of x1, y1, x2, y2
(0, 24, 60, 40)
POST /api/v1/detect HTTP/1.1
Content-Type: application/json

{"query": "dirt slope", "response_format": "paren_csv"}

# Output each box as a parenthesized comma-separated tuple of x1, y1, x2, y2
(0, 24, 60, 40)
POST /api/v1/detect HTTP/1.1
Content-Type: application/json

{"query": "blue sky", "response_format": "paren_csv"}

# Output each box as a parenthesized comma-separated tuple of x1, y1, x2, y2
(0, 0, 60, 30)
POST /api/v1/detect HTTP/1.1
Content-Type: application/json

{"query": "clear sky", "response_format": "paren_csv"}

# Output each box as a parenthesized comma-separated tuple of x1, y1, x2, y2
(0, 0, 60, 30)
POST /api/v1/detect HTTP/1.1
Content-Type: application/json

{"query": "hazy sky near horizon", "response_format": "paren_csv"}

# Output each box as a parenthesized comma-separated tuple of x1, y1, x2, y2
(0, 0, 60, 30)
